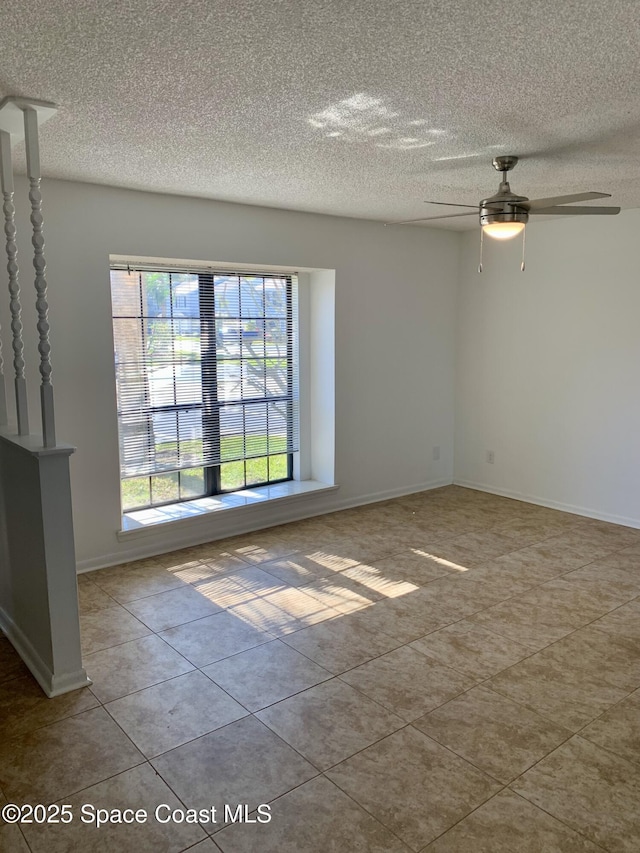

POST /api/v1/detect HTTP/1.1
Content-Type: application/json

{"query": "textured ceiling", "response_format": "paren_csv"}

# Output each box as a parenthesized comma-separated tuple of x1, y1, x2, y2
(2, 0, 640, 229)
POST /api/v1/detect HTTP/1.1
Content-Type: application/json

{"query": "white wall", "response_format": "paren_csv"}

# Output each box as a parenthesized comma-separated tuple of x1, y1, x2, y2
(1, 178, 459, 568)
(455, 209, 640, 527)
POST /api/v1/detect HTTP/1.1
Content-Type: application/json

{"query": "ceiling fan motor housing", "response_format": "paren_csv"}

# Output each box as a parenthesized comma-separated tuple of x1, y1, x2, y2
(480, 184, 530, 227)
(479, 202, 529, 228)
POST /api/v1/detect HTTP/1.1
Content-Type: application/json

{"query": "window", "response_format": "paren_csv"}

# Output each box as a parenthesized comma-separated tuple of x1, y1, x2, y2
(110, 265, 299, 512)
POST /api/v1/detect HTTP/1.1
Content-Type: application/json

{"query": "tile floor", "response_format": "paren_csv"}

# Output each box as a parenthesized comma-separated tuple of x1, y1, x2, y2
(2, 486, 640, 851)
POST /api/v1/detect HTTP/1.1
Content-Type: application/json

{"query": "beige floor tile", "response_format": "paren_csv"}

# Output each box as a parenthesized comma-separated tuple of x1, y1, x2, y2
(21, 763, 206, 853)
(159, 611, 274, 667)
(415, 685, 571, 783)
(336, 595, 455, 644)
(483, 549, 573, 583)
(316, 533, 402, 565)
(361, 549, 461, 586)
(80, 604, 152, 654)
(0, 674, 98, 740)
(401, 516, 481, 540)
(85, 634, 194, 703)
(453, 564, 535, 596)
(189, 574, 251, 610)
(419, 530, 523, 571)
(560, 560, 640, 602)
(289, 543, 360, 571)
(76, 577, 118, 613)
(259, 552, 340, 586)
(214, 776, 411, 852)
(591, 598, 640, 642)
(298, 576, 382, 613)
(326, 725, 500, 850)
(415, 541, 489, 571)
(166, 544, 240, 565)
(541, 625, 640, 692)
(488, 646, 629, 731)
(361, 527, 447, 555)
(410, 574, 518, 619)
(187, 567, 283, 609)
(225, 597, 310, 637)
(279, 533, 353, 558)
(152, 716, 317, 822)
(512, 735, 640, 853)
(90, 563, 187, 603)
(181, 539, 255, 563)
(105, 670, 248, 757)
(580, 688, 640, 765)
(573, 519, 640, 549)
(124, 584, 224, 631)
(173, 554, 252, 584)
(268, 518, 341, 544)
(451, 529, 527, 558)
(340, 645, 474, 721)
(591, 549, 640, 572)
(336, 563, 420, 600)
(256, 679, 404, 769)
(423, 788, 603, 852)
(617, 541, 640, 556)
(280, 614, 400, 674)
(540, 529, 633, 560)
(203, 639, 331, 711)
(410, 620, 533, 680)
(0, 707, 143, 803)
(471, 579, 619, 651)
(227, 584, 340, 636)
(488, 517, 572, 542)
(0, 637, 29, 684)
(321, 515, 384, 536)
(485, 540, 593, 584)
(223, 537, 298, 564)
(0, 824, 29, 853)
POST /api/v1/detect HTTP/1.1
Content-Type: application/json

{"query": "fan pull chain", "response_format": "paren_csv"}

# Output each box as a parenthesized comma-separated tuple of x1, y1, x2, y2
(478, 227, 484, 273)
(520, 226, 526, 272)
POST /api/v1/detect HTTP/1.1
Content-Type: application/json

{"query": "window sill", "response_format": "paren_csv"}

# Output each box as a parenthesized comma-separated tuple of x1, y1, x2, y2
(117, 480, 338, 539)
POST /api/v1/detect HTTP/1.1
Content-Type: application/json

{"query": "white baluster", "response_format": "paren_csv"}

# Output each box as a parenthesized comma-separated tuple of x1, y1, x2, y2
(23, 107, 55, 447)
(0, 129, 28, 433)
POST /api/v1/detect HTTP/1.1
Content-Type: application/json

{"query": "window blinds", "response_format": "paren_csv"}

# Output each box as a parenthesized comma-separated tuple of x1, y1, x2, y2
(110, 267, 299, 479)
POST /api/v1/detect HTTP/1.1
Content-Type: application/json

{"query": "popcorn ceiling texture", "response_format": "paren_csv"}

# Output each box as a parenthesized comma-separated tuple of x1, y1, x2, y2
(1, 0, 640, 228)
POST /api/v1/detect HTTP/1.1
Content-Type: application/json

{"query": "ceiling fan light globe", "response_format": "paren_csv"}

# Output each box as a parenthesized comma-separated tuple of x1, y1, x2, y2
(482, 221, 525, 240)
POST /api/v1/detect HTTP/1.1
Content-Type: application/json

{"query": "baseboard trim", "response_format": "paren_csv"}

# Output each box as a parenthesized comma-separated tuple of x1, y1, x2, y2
(77, 476, 453, 573)
(453, 478, 640, 530)
(0, 605, 92, 697)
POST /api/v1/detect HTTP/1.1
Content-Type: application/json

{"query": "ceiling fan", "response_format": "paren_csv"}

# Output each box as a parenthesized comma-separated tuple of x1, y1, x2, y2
(389, 155, 620, 271)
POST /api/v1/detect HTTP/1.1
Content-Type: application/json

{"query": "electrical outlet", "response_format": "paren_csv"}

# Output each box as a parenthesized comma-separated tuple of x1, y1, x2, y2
(486, 450, 495, 464)
(432, 446, 440, 461)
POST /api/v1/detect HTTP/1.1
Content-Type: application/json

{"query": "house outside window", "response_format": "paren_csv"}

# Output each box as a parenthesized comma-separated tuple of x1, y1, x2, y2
(110, 265, 299, 512)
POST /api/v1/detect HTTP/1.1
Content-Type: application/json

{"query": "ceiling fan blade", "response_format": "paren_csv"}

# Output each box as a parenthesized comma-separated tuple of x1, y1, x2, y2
(385, 211, 477, 225)
(423, 201, 479, 209)
(523, 192, 611, 210)
(529, 205, 620, 215)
